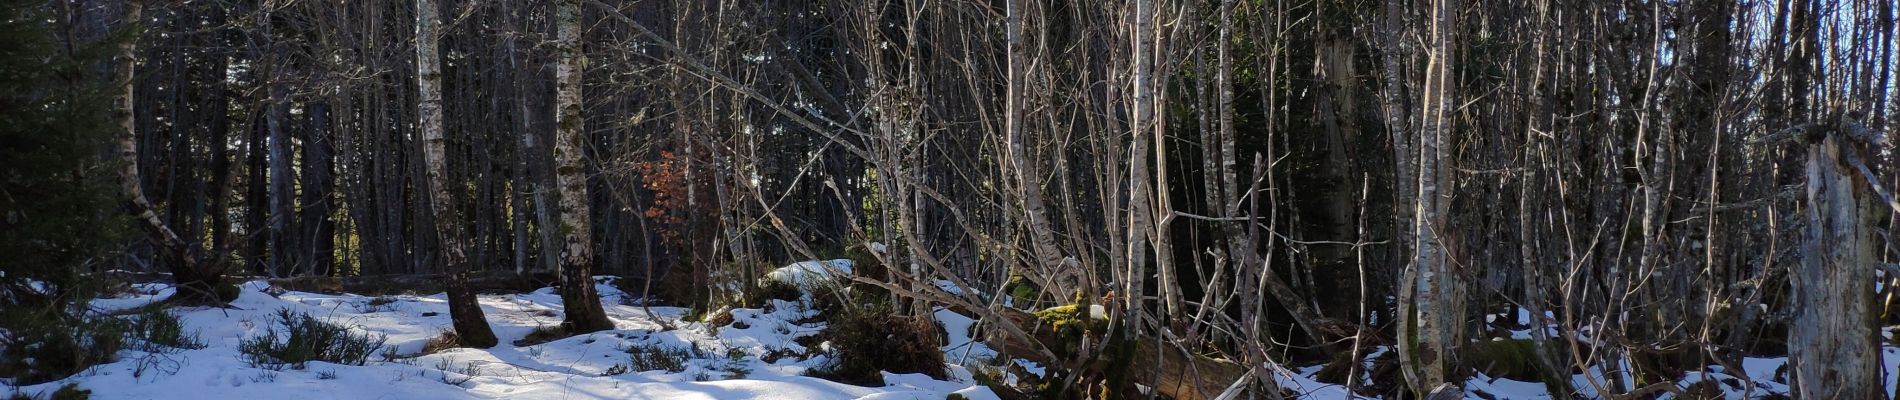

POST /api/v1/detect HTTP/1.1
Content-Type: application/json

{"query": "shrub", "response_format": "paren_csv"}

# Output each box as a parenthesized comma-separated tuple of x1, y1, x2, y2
(239, 309, 386, 369)
(6, 383, 90, 400)
(213, 283, 242, 303)
(719, 347, 751, 379)
(433, 359, 482, 386)
(124, 308, 203, 352)
(759, 347, 802, 364)
(742, 279, 803, 308)
(805, 302, 945, 386)
(512, 325, 566, 347)
(623, 343, 694, 373)
(601, 364, 629, 376)
(0, 313, 125, 385)
(419, 330, 462, 355)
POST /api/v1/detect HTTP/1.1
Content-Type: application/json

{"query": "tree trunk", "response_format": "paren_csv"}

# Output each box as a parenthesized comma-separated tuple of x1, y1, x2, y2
(266, 59, 294, 278)
(302, 101, 335, 277)
(114, 0, 225, 305)
(1004, 0, 1065, 297)
(554, 0, 613, 334)
(1401, 0, 1464, 394)
(1123, 0, 1155, 333)
(418, 0, 498, 348)
(1790, 132, 1880, 399)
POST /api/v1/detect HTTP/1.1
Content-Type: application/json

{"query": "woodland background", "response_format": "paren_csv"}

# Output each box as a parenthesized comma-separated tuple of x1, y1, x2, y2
(4, 0, 1899, 398)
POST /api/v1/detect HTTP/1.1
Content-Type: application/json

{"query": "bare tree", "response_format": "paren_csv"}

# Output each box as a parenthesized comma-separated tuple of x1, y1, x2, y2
(418, 0, 498, 348)
(1790, 122, 1882, 399)
(1397, 0, 1464, 394)
(553, 0, 613, 334)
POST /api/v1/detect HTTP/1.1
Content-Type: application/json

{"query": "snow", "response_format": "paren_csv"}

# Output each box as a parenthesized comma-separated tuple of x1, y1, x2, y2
(931, 280, 965, 296)
(14, 263, 1886, 400)
(9, 270, 997, 400)
(764, 259, 854, 287)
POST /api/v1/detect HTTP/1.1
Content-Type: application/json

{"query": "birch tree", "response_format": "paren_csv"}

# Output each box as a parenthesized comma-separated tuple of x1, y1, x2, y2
(418, 0, 498, 348)
(1397, 0, 1464, 394)
(114, 0, 233, 305)
(1123, 0, 1156, 331)
(1002, 0, 1065, 302)
(553, 0, 614, 334)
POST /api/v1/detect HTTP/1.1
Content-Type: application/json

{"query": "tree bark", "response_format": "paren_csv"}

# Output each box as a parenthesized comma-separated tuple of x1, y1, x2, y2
(1003, 0, 1066, 299)
(554, 0, 613, 334)
(114, 0, 226, 305)
(1401, 0, 1464, 394)
(1790, 132, 1881, 399)
(1123, 0, 1156, 333)
(418, 0, 498, 348)
(302, 101, 336, 277)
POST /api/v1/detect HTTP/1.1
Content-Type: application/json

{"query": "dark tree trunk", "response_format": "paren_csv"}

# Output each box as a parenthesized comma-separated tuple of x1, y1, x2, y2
(302, 101, 336, 276)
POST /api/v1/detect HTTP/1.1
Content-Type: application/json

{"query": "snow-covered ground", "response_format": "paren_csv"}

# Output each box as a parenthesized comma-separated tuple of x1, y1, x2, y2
(8, 264, 999, 400)
(7, 263, 1888, 399)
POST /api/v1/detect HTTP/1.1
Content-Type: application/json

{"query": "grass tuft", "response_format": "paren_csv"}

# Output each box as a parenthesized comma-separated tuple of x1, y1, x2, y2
(238, 309, 386, 369)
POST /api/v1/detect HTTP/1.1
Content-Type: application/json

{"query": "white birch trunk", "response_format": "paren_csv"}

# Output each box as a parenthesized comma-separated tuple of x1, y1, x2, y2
(553, 0, 612, 333)
(418, 0, 497, 347)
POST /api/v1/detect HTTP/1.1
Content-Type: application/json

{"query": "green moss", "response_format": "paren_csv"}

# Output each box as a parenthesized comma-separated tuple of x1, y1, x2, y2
(1005, 275, 1038, 308)
(1462, 339, 1540, 379)
(1032, 304, 1101, 340)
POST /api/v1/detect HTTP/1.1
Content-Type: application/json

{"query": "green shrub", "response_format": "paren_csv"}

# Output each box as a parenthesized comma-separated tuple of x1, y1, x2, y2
(623, 342, 695, 373)
(213, 283, 242, 303)
(124, 308, 203, 352)
(239, 309, 386, 369)
(719, 347, 751, 379)
(0, 314, 125, 385)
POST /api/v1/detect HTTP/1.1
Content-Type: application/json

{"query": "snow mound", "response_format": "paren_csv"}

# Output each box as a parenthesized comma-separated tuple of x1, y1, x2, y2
(764, 259, 854, 287)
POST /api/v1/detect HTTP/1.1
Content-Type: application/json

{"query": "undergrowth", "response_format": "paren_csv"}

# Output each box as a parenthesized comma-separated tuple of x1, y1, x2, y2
(239, 309, 386, 369)
(124, 308, 203, 352)
(623, 342, 696, 373)
(805, 299, 945, 386)
(0, 312, 124, 386)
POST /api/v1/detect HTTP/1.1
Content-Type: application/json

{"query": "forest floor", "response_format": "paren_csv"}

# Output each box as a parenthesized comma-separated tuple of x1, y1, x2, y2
(9, 262, 997, 399)
(6, 260, 1886, 399)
